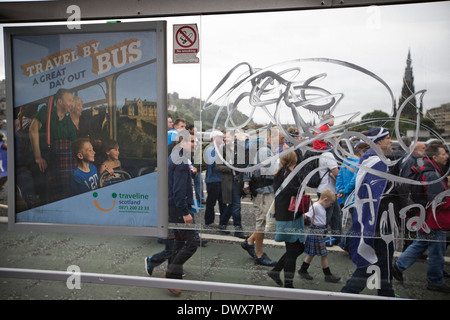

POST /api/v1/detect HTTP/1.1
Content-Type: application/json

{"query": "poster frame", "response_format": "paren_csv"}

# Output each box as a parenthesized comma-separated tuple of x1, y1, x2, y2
(4, 21, 168, 237)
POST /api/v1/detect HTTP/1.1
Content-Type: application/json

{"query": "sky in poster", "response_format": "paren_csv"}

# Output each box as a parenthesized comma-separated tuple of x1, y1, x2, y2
(10, 30, 157, 107)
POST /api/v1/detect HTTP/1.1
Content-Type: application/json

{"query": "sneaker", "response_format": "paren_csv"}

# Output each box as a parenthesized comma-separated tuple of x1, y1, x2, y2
(241, 239, 256, 258)
(324, 274, 341, 283)
(392, 262, 404, 284)
(267, 270, 283, 286)
(298, 270, 313, 280)
(218, 225, 230, 235)
(144, 257, 153, 276)
(197, 238, 208, 247)
(254, 253, 276, 266)
(234, 231, 247, 239)
(427, 282, 450, 293)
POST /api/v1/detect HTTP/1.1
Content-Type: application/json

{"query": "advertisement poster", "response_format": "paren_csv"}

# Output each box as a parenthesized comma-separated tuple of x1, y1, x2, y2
(5, 22, 167, 235)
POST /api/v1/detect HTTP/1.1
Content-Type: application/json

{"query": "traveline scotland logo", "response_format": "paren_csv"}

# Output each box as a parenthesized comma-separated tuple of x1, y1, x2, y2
(93, 191, 150, 213)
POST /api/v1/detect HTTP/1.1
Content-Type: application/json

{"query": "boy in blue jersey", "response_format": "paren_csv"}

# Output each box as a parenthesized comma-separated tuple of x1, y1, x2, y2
(71, 138, 98, 195)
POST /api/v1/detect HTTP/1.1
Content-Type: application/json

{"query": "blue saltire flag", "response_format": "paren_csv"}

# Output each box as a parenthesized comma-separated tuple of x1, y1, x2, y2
(349, 149, 388, 268)
(325, 236, 336, 246)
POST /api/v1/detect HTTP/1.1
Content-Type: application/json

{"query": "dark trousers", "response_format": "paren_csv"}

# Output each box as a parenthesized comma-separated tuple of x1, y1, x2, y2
(148, 230, 175, 269)
(272, 240, 304, 285)
(205, 182, 226, 225)
(167, 206, 198, 279)
(341, 238, 395, 297)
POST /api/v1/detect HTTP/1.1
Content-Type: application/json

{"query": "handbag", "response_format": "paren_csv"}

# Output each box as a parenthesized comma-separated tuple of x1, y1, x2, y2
(288, 194, 311, 214)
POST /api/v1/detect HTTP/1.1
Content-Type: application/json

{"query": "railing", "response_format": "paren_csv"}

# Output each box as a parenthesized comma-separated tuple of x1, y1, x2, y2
(0, 202, 396, 300)
(0, 267, 395, 300)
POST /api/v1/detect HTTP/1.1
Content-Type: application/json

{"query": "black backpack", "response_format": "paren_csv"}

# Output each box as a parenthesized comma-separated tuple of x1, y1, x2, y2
(407, 165, 433, 207)
(299, 149, 325, 188)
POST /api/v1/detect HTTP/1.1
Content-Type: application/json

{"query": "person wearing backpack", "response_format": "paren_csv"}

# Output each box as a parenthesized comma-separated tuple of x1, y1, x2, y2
(336, 142, 370, 252)
(317, 144, 342, 245)
(285, 126, 322, 188)
(393, 141, 450, 293)
(241, 128, 280, 266)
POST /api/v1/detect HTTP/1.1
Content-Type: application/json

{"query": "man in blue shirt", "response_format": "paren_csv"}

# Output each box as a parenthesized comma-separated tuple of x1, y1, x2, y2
(167, 118, 186, 146)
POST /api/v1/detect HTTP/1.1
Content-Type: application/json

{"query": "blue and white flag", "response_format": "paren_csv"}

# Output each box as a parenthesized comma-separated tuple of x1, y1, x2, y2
(0, 141, 6, 179)
(349, 149, 388, 268)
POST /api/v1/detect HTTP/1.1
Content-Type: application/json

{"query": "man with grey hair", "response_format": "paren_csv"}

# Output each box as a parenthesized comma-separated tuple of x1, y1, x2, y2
(399, 141, 426, 178)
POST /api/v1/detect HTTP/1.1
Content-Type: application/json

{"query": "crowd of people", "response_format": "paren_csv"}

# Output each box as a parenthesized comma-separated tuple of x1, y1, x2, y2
(12, 93, 450, 297)
(13, 88, 449, 297)
(145, 115, 450, 297)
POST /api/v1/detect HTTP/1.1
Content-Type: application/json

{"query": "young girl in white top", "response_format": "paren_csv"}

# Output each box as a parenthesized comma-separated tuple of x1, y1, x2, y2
(99, 139, 123, 186)
(299, 189, 341, 283)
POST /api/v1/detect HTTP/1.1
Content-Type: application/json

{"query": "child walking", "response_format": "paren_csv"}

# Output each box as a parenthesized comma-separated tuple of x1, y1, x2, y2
(71, 138, 99, 195)
(299, 189, 341, 283)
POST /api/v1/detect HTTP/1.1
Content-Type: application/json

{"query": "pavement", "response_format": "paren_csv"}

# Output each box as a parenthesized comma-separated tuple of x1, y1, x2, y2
(1, 186, 450, 300)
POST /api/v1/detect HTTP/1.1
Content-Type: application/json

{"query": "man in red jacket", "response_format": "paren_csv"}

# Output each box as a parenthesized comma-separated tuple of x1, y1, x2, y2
(393, 141, 450, 293)
(313, 114, 334, 150)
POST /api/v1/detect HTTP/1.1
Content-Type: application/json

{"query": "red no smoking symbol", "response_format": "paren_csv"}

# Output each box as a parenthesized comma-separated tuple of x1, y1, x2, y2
(176, 26, 197, 48)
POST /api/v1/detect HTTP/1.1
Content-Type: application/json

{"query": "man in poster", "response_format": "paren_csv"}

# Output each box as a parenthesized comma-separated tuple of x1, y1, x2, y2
(29, 88, 77, 203)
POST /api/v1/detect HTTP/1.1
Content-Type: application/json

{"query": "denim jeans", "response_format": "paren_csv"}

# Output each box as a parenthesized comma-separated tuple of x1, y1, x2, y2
(194, 172, 204, 203)
(396, 230, 447, 285)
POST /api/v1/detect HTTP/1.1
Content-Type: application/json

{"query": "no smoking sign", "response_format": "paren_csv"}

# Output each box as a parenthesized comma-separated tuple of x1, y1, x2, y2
(173, 24, 199, 63)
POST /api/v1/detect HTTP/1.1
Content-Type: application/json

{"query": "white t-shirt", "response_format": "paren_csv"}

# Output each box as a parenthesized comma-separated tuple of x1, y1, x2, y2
(317, 151, 338, 194)
(305, 202, 327, 227)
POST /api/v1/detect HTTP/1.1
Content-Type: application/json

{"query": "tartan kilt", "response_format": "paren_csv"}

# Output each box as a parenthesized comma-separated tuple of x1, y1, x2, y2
(48, 139, 76, 202)
(304, 225, 328, 257)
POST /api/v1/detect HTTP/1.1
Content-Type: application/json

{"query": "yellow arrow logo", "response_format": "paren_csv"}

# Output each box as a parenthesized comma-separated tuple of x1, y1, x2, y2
(92, 192, 117, 212)
(94, 200, 116, 212)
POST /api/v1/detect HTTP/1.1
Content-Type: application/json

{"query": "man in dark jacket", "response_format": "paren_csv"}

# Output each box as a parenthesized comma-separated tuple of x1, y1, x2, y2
(215, 130, 246, 238)
(393, 141, 450, 293)
(164, 131, 197, 295)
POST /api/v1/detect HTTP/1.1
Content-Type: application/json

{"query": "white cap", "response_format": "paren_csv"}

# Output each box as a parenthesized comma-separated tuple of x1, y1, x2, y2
(211, 130, 223, 139)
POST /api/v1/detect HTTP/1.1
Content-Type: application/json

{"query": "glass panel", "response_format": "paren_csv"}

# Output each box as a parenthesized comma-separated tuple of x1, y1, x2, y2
(1, 1, 450, 301)
(193, 1, 450, 298)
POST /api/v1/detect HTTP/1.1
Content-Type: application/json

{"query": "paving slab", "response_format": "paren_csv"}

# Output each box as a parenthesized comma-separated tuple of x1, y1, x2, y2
(1, 222, 449, 300)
